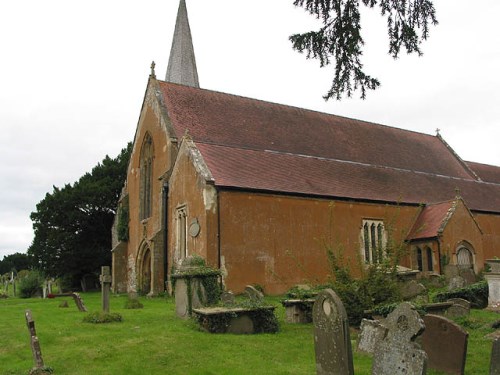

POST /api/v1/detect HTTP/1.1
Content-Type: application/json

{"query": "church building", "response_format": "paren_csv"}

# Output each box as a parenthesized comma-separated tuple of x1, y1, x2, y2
(111, 0, 500, 295)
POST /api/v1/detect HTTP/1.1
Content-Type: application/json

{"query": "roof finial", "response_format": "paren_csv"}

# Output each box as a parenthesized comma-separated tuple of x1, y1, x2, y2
(436, 128, 441, 136)
(150, 61, 156, 79)
(165, 0, 200, 87)
(455, 187, 461, 198)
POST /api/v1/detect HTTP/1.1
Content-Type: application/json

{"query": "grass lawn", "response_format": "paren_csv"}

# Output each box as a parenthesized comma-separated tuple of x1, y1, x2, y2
(0, 292, 497, 374)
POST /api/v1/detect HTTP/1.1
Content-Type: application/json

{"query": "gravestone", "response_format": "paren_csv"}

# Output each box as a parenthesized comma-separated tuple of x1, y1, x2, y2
(420, 314, 468, 374)
(71, 292, 88, 312)
(490, 337, 500, 375)
(372, 302, 427, 375)
(357, 319, 386, 354)
(245, 285, 264, 302)
(448, 276, 466, 291)
(172, 256, 220, 319)
(100, 266, 112, 313)
(400, 280, 427, 300)
(313, 289, 354, 375)
(25, 310, 45, 370)
(221, 291, 235, 305)
(59, 301, 69, 308)
(446, 298, 471, 318)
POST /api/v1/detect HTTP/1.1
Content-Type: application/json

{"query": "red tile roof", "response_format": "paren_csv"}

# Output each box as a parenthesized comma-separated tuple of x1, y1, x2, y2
(157, 81, 500, 213)
(406, 201, 455, 241)
(466, 161, 500, 184)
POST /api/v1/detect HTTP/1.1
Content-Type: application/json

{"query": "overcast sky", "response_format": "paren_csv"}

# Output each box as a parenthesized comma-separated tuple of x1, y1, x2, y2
(1, 0, 499, 259)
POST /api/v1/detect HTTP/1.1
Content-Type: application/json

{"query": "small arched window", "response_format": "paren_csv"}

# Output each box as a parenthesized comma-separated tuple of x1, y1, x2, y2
(416, 247, 423, 271)
(426, 246, 433, 272)
(139, 133, 154, 220)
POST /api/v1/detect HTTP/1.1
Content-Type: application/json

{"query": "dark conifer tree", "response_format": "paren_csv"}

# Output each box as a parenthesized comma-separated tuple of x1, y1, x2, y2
(290, 0, 438, 100)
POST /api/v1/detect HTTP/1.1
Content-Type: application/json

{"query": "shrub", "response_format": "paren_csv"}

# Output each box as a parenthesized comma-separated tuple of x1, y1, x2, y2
(83, 312, 123, 324)
(434, 280, 488, 308)
(18, 270, 44, 298)
(124, 298, 144, 309)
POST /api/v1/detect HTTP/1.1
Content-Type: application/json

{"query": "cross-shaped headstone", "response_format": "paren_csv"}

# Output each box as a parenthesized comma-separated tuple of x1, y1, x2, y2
(100, 266, 112, 313)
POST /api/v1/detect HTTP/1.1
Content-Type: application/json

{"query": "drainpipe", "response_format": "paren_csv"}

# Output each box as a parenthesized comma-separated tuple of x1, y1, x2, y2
(437, 238, 442, 275)
(216, 187, 221, 270)
(163, 182, 169, 292)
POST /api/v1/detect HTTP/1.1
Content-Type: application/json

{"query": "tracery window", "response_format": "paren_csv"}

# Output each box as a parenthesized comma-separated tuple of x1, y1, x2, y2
(361, 220, 386, 264)
(140, 133, 154, 220)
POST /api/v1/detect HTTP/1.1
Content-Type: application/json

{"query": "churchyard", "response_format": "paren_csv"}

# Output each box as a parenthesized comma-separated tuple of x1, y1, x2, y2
(0, 286, 499, 375)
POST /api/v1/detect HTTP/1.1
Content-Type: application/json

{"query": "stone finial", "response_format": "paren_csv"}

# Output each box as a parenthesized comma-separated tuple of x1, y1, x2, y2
(150, 61, 156, 78)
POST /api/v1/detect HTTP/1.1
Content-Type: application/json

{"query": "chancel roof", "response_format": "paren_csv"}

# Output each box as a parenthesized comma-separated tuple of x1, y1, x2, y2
(157, 81, 500, 213)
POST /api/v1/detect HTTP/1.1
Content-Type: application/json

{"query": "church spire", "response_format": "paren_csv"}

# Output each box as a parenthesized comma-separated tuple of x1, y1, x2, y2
(166, 0, 200, 88)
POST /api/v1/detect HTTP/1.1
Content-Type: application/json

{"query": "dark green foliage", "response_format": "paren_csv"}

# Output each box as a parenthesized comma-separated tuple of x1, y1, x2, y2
(124, 297, 144, 309)
(28, 143, 132, 288)
(326, 242, 401, 325)
(0, 252, 33, 274)
(18, 270, 44, 298)
(83, 312, 123, 324)
(117, 195, 129, 242)
(434, 280, 488, 308)
(28, 367, 54, 375)
(195, 308, 279, 334)
(290, 0, 438, 100)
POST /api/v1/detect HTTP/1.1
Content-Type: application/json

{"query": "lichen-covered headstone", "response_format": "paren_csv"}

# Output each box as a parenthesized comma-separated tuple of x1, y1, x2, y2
(221, 291, 235, 305)
(245, 285, 264, 302)
(421, 314, 468, 374)
(446, 298, 471, 318)
(313, 289, 354, 375)
(357, 319, 387, 354)
(372, 302, 427, 375)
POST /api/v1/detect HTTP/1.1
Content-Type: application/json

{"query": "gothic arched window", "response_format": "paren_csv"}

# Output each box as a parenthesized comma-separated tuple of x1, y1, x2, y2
(140, 133, 154, 220)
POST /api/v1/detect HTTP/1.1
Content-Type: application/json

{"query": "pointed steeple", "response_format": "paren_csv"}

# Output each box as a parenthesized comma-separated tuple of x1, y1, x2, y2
(166, 0, 200, 87)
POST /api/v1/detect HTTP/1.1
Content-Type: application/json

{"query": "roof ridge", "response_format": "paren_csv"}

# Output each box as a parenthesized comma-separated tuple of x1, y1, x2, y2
(437, 133, 482, 181)
(157, 80, 439, 139)
(194, 140, 500, 187)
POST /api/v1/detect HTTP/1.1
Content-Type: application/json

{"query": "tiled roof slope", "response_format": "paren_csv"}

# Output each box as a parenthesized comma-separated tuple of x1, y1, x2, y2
(406, 201, 454, 241)
(466, 161, 500, 184)
(158, 81, 500, 213)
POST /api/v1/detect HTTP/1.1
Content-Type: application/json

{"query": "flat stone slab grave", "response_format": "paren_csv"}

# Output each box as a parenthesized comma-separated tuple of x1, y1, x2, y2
(281, 299, 315, 323)
(193, 306, 278, 334)
(420, 314, 468, 375)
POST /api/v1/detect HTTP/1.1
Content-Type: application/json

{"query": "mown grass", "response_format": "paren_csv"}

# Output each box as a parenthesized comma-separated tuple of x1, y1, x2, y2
(0, 291, 497, 374)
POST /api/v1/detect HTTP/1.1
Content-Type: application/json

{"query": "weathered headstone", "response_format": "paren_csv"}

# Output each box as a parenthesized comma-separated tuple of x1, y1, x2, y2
(372, 302, 427, 375)
(357, 319, 386, 354)
(25, 310, 44, 370)
(446, 298, 471, 318)
(59, 300, 69, 308)
(448, 275, 466, 291)
(400, 280, 427, 300)
(100, 266, 112, 313)
(420, 314, 468, 374)
(71, 292, 88, 312)
(313, 289, 354, 375)
(490, 337, 500, 375)
(245, 285, 264, 302)
(221, 291, 235, 305)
